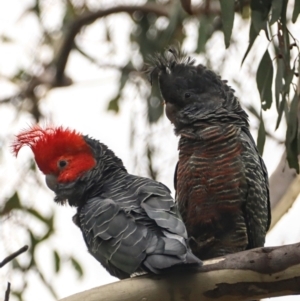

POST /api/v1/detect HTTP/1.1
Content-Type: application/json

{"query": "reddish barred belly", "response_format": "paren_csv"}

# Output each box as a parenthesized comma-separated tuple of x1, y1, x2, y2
(177, 125, 246, 237)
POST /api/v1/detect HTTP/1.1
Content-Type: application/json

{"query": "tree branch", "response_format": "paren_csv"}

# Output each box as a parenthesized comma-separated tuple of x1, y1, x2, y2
(54, 3, 169, 85)
(0, 245, 28, 268)
(59, 243, 300, 301)
(269, 62, 300, 229)
(269, 173, 300, 230)
(4, 282, 11, 301)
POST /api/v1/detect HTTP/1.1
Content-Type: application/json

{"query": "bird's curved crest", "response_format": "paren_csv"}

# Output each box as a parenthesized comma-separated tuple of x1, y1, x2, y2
(147, 46, 195, 85)
(12, 125, 54, 156)
(12, 125, 85, 156)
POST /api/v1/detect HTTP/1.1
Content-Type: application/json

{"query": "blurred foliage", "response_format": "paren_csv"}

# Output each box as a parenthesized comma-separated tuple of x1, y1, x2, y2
(1, 0, 300, 299)
(1, 183, 83, 300)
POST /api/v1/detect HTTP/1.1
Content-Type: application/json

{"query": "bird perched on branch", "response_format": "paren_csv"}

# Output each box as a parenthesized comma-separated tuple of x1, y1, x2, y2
(149, 48, 270, 260)
(12, 125, 201, 279)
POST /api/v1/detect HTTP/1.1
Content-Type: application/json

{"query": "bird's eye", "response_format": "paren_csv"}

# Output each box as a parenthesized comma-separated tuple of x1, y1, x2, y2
(185, 93, 191, 99)
(58, 160, 68, 169)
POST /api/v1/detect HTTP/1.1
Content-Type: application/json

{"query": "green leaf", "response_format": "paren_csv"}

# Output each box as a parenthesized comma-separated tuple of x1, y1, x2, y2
(147, 96, 164, 123)
(157, 4, 184, 47)
(242, 24, 258, 64)
(53, 250, 60, 273)
(28, 229, 39, 251)
(275, 58, 284, 110)
(74, 44, 102, 67)
(251, 0, 272, 18)
(11, 291, 23, 301)
(282, 27, 291, 65)
(251, 10, 266, 33)
(238, 0, 245, 13)
(12, 258, 22, 269)
(219, 0, 235, 48)
(180, 0, 192, 14)
(107, 94, 120, 113)
(241, 3, 250, 19)
(147, 71, 164, 123)
(36, 269, 58, 299)
(243, 0, 271, 64)
(0, 34, 13, 43)
(26, 208, 52, 225)
(105, 23, 111, 42)
(70, 257, 84, 278)
(19, 0, 41, 20)
(292, 0, 300, 23)
(2, 192, 22, 215)
(283, 68, 294, 93)
(245, 104, 260, 119)
(286, 92, 299, 172)
(107, 66, 130, 113)
(38, 223, 55, 242)
(257, 111, 266, 155)
(270, 0, 283, 25)
(196, 16, 213, 53)
(256, 49, 274, 110)
(275, 96, 286, 129)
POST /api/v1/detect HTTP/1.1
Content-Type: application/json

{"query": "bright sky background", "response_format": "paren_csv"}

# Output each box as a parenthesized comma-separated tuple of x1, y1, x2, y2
(1, 1, 300, 301)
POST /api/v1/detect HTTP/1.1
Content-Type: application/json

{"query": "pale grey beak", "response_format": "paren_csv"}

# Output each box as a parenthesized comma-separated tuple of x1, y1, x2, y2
(45, 174, 58, 191)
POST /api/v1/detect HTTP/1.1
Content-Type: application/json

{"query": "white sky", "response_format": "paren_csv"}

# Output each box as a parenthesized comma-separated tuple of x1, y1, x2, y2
(0, 1, 300, 301)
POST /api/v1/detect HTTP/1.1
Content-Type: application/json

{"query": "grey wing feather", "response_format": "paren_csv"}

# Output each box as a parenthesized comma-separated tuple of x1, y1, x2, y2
(138, 182, 188, 238)
(80, 197, 151, 278)
(80, 184, 201, 279)
(241, 128, 270, 248)
(137, 181, 201, 266)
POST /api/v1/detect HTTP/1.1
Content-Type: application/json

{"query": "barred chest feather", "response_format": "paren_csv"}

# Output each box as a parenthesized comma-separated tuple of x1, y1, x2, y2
(176, 123, 247, 235)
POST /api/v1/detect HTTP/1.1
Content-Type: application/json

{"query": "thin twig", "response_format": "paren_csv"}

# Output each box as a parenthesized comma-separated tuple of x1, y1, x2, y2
(0, 245, 28, 268)
(4, 282, 11, 301)
(54, 3, 169, 85)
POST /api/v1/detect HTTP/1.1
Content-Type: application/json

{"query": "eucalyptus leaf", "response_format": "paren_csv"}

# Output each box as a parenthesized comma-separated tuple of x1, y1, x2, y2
(283, 68, 294, 93)
(180, 0, 192, 14)
(256, 49, 274, 110)
(257, 111, 266, 155)
(107, 94, 120, 113)
(25, 208, 53, 225)
(251, 10, 266, 33)
(196, 16, 214, 53)
(292, 0, 300, 22)
(275, 58, 284, 110)
(219, 0, 235, 48)
(275, 95, 286, 129)
(286, 92, 299, 172)
(53, 250, 61, 273)
(242, 23, 257, 64)
(2, 192, 22, 215)
(246, 104, 260, 119)
(71, 257, 84, 278)
(270, 0, 283, 25)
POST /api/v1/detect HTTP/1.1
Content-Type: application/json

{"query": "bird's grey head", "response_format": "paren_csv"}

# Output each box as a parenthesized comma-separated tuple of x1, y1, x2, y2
(149, 47, 249, 131)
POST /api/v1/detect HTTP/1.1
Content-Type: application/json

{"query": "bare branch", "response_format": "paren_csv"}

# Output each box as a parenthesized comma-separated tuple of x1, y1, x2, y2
(269, 62, 300, 228)
(4, 282, 11, 301)
(270, 174, 300, 230)
(0, 245, 28, 268)
(59, 243, 300, 301)
(269, 153, 297, 211)
(54, 3, 169, 85)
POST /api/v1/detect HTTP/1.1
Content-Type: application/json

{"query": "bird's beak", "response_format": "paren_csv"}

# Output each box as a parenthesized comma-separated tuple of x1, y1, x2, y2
(45, 174, 58, 191)
(165, 102, 176, 124)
